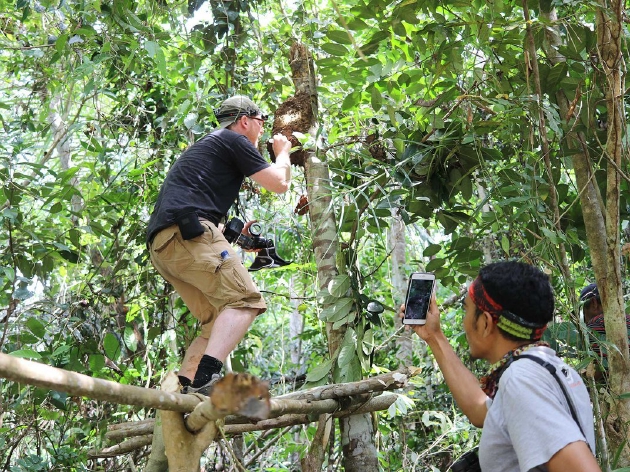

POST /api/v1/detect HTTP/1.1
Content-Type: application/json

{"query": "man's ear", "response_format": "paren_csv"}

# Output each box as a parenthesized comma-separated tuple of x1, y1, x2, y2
(481, 311, 495, 337)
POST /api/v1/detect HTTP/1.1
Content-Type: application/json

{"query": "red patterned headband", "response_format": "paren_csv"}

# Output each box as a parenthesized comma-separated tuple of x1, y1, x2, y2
(468, 277, 547, 341)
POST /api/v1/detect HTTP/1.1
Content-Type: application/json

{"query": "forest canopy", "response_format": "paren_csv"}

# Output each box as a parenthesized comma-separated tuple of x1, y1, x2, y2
(1, 0, 629, 469)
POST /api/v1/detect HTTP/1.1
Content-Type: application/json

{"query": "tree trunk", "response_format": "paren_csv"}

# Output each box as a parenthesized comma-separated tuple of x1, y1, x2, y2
(288, 41, 379, 471)
(289, 275, 305, 467)
(389, 210, 412, 365)
(594, 0, 630, 464)
(541, 0, 630, 464)
(145, 411, 168, 472)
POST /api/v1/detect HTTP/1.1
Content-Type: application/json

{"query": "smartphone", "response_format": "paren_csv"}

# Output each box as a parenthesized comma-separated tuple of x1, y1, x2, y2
(403, 272, 436, 325)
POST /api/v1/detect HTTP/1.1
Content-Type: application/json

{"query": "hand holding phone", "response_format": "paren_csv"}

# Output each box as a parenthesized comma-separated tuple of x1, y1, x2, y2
(402, 272, 436, 325)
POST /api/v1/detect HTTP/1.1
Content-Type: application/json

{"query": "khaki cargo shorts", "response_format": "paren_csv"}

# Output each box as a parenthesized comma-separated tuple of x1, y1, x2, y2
(149, 220, 267, 338)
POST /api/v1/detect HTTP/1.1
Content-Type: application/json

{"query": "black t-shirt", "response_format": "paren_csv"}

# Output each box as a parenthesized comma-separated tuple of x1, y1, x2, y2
(146, 129, 270, 243)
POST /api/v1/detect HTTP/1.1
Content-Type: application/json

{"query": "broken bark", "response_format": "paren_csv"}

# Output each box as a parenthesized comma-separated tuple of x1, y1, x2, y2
(147, 372, 271, 471)
(157, 373, 218, 472)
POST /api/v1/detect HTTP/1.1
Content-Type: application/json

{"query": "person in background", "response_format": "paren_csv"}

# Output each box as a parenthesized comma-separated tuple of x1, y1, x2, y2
(146, 95, 292, 394)
(402, 261, 600, 471)
(580, 282, 630, 365)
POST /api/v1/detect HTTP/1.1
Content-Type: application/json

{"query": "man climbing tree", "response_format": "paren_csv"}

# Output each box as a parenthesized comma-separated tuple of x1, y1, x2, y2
(146, 96, 293, 394)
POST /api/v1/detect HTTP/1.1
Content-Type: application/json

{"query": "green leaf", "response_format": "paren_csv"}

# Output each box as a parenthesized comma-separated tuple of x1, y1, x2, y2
(423, 244, 442, 257)
(103, 332, 121, 361)
(319, 297, 354, 321)
(425, 258, 446, 272)
(89, 354, 105, 373)
(541, 227, 559, 244)
(338, 328, 357, 368)
(52, 344, 72, 359)
(9, 349, 42, 360)
(337, 356, 361, 383)
(49, 391, 68, 410)
(370, 85, 382, 111)
(328, 275, 351, 297)
(321, 43, 349, 56)
(144, 41, 167, 77)
(546, 62, 568, 91)
(57, 250, 79, 264)
(184, 113, 198, 129)
(75, 26, 96, 37)
(306, 356, 335, 382)
(123, 327, 138, 352)
(501, 235, 510, 255)
(55, 34, 68, 53)
(125, 9, 147, 32)
(347, 18, 370, 30)
(2, 267, 15, 282)
(342, 91, 361, 111)
(155, 47, 167, 77)
(362, 328, 374, 355)
(333, 310, 356, 329)
(26, 317, 46, 339)
(326, 30, 353, 45)
(50, 202, 63, 214)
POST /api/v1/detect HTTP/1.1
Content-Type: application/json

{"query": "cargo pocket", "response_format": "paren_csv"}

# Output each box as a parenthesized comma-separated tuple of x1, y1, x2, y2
(153, 230, 178, 253)
(152, 229, 194, 272)
(213, 258, 247, 298)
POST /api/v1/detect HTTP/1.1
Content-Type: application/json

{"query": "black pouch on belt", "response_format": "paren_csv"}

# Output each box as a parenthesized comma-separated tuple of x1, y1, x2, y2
(177, 212, 205, 240)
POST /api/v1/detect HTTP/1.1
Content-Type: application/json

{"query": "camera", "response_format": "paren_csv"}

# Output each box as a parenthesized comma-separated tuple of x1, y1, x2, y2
(222, 217, 291, 271)
(223, 217, 274, 250)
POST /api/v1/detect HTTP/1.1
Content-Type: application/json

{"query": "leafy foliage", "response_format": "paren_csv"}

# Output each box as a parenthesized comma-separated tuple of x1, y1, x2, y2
(1, 0, 629, 469)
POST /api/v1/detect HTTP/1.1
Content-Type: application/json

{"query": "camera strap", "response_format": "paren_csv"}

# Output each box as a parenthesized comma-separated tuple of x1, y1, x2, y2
(232, 197, 247, 221)
(513, 354, 593, 454)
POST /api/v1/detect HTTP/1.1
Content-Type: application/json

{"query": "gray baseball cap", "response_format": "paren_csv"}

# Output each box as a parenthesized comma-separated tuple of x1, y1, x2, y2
(214, 95, 267, 128)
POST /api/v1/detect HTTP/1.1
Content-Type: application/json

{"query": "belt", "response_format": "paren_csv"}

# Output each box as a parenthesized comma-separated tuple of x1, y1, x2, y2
(148, 213, 222, 247)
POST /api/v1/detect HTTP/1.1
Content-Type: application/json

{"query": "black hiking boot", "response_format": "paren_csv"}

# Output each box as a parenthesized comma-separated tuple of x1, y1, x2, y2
(181, 374, 221, 396)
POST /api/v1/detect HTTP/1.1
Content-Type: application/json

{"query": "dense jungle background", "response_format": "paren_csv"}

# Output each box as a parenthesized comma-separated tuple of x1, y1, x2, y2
(1, 0, 630, 470)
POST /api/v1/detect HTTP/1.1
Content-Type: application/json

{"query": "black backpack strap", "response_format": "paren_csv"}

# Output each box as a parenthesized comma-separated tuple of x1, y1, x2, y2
(515, 354, 592, 453)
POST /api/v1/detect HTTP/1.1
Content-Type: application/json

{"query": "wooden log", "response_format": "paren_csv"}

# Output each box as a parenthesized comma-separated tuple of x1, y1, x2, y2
(0, 351, 418, 418)
(226, 392, 398, 434)
(275, 367, 419, 401)
(88, 435, 153, 458)
(106, 367, 418, 437)
(92, 392, 399, 458)
(106, 421, 155, 441)
(0, 353, 199, 412)
(108, 418, 154, 431)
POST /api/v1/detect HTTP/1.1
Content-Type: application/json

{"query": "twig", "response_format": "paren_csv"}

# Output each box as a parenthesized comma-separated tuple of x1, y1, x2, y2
(244, 425, 293, 468)
(218, 425, 247, 472)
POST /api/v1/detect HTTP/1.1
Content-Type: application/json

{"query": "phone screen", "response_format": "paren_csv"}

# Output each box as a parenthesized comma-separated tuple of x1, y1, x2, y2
(405, 276, 435, 322)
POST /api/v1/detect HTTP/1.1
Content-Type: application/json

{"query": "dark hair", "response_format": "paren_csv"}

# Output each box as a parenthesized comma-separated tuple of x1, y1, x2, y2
(476, 261, 554, 340)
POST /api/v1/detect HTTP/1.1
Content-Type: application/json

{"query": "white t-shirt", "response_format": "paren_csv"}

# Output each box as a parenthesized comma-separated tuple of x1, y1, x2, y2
(479, 346, 595, 472)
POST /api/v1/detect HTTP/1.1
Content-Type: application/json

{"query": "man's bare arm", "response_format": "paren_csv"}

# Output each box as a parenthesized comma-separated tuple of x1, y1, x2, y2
(250, 134, 292, 193)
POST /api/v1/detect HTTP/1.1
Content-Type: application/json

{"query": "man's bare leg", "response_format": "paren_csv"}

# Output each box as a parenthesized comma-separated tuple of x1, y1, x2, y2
(179, 337, 207, 380)
(178, 307, 258, 381)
